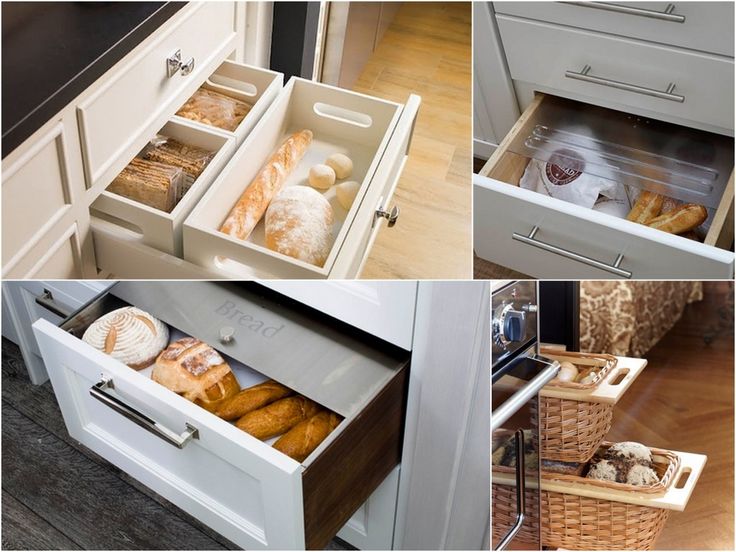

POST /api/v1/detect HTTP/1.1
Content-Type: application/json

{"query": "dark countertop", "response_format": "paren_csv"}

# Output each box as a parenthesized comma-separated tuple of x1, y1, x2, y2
(2, 2, 185, 158)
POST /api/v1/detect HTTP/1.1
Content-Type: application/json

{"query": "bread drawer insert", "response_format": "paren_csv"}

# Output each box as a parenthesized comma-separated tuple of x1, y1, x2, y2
(496, 15, 734, 132)
(494, 2, 734, 57)
(77, 2, 237, 191)
(32, 281, 409, 550)
(474, 94, 735, 279)
(183, 77, 420, 279)
(89, 119, 236, 257)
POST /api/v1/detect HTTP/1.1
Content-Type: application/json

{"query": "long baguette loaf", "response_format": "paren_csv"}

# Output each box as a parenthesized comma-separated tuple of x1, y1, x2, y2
(215, 379, 293, 421)
(273, 411, 341, 461)
(647, 203, 707, 234)
(235, 396, 320, 440)
(626, 191, 664, 224)
(220, 129, 313, 240)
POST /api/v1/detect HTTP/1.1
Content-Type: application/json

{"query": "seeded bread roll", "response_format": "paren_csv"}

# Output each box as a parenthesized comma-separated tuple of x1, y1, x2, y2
(107, 158, 183, 212)
(235, 396, 320, 440)
(273, 411, 342, 461)
(215, 380, 293, 421)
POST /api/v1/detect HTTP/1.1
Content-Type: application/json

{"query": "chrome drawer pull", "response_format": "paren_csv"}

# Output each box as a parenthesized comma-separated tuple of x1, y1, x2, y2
(375, 196, 400, 228)
(35, 289, 73, 319)
(90, 378, 199, 449)
(495, 429, 526, 551)
(565, 64, 685, 103)
(563, 2, 685, 23)
(166, 49, 195, 78)
(512, 226, 633, 279)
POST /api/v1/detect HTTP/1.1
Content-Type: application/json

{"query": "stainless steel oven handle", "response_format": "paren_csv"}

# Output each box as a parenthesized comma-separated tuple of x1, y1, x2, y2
(562, 2, 685, 23)
(513, 226, 633, 279)
(495, 430, 527, 551)
(492, 359, 559, 433)
(565, 64, 685, 103)
(35, 289, 74, 319)
(90, 378, 199, 449)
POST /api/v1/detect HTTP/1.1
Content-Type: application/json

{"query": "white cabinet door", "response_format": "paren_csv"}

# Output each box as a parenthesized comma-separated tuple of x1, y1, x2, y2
(2, 280, 112, 384)
(260, 281, 417, 350)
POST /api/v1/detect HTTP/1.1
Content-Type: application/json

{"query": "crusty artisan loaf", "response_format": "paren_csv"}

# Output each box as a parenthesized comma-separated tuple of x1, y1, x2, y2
(220, 129, 313, 241)
(235, 396, 320, 440)
(626, 191, 664, 224)
(215, 379, 293, 421)
(265, 186, 334, 267)
(152, 337, 240, 412)
(647, 203, 707, 234)
(107, 158, 183, 213)
(273, 411, 342, 461)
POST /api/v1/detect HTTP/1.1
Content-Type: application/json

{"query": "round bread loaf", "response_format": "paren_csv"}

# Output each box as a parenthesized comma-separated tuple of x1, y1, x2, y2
(82, 307, 169, 369)
(265, 186, 334, 267)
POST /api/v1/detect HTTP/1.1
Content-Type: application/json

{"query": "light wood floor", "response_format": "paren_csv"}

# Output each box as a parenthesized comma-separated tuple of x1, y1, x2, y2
(354, 2, 472, 279)
(606, 283, 734, 550)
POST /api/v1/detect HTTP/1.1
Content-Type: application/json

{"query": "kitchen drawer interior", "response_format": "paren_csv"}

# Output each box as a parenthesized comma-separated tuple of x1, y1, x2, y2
(488, 94, 734, 249)
(53, 281, 410, 548)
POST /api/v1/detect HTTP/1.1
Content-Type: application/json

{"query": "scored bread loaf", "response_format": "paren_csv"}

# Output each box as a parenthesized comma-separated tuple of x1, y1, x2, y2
(265, 186, 334, 267)
(235, 396, 320, 440)
(107, 158, 183, 212)
(220, 129, 313, 241)
(273, 411, 342, 461)
(647, 203, 707, 234)
(626, 191, 664, 224)
(82, 307, 169, 370)
(215, 379, 293, 421)
(152, 337, 241, 412)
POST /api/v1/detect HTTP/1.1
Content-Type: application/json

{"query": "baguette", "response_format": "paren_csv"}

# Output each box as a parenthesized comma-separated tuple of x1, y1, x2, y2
(235, 396, 320, 440)
(215, 379, 293, 421)
(220, 129, 313, 240)
(626, 191, 664, 224)
(273, 411, 342, 462)
(647, 203, 707, 234)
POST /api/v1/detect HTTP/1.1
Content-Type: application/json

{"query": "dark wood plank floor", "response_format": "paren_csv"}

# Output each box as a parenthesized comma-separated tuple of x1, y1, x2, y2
(1, 338, 351, 551)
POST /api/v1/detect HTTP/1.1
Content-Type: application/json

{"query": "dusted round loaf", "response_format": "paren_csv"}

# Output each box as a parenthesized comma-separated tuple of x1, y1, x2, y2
(265, 186, 334, 267)
(82, 307, 169, 370)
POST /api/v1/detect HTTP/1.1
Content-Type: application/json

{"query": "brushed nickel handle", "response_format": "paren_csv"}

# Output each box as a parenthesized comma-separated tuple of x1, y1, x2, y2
(35, 289, 73, 319)
(512, 226, 633, 279)
(375, 196, 400, 228)
(180, 56, 195, 76)
(565, 64, 685, 103)
(90, 378, 199, 449)
(495, 429, 527, 550)
(563, 2, 685, 23)
(166, 49, 195, 78)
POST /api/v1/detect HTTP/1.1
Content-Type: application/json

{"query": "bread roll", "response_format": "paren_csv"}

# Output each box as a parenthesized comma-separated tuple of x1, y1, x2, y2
(335, 180, 360, 210)
(273, 411, 342, 461)
(235, 396, 320, 440)
(325, 153, 353, 179)
(265, 186, 334, 267)
(82, 307, 169, 370)
(220, 129, 313, 241)
(153, 337, 240, 412)
(215, 379, 293, 421)
(309, 164, 336, 189)
(647, 203, 707, 234)
(626, 191, 663, 224)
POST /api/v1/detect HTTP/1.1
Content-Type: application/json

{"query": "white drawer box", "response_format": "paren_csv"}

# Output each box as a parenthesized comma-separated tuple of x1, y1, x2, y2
(32, 282, 410, 549)
(90, 120, 236, 257)
(496, 15, 734, 133)
(171, 59, 284, 146)
(78, 2, 237, 191)
(494, 2, 735, 57)
(183, 78, 420, 278)
(474, 94, 734, 279)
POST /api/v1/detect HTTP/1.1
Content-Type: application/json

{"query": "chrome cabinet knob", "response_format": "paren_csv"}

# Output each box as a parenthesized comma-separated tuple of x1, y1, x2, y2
(167, 49, 195, 78)
(219, 326, 235, 344)
(375, 197, 400, 228)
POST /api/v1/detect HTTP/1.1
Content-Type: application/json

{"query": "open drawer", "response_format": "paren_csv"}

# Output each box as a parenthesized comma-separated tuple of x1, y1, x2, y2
(474, 93, 735, 279)
(32, 281, 410, 549)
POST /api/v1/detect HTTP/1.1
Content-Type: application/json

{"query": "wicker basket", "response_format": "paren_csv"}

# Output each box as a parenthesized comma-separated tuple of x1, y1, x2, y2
(492, 443, 681, 550)
(536, 350, 618, 462)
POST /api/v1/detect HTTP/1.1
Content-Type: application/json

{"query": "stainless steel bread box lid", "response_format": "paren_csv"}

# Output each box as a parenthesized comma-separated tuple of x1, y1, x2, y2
(61, 281, 408, 420)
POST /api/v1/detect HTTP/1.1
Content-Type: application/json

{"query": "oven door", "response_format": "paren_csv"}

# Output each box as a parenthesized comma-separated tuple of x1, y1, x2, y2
(491, 353, 559, 551)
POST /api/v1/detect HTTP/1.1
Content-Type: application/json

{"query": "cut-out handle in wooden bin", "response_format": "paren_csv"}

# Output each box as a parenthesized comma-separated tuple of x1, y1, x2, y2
(313, 102, 373, 128)
(659, 450, 707, 511)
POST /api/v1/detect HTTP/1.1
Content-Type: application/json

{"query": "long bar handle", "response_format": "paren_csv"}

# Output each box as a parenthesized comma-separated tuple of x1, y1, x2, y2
(495, 430, 527, 550)
(90, 378, 199, 449)
(35, 289, 73, 319)
(565, 64, 685, 103)
(513, 226, 633, 279)
(563, 2, 685, 23)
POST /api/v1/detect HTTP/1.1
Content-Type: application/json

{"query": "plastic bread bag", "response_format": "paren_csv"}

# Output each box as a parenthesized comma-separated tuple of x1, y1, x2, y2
(142, 135, 216, 201)
(107, 158, 184, 213)
(176, 88, 252, 131)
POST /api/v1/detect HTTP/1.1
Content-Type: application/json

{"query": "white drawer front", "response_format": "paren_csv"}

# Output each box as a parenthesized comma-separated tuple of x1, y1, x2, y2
(77, 2, 236, 190)
(33, 319, 306, 550)
(495, 2, 735, 57)
(474, 175, 734, 278)
(496, 16, 734, 132)
(5, 223, 84, 279)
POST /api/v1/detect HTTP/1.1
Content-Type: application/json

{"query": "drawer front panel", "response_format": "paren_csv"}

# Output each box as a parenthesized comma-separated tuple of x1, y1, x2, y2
(8, 223, 83, 279)
(33, 320, 306, 550)
(494, 2, 734, 57)
(474, 176, 734, 278)
(77, 2, 236, 190)
(497, 16, 734, 131)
